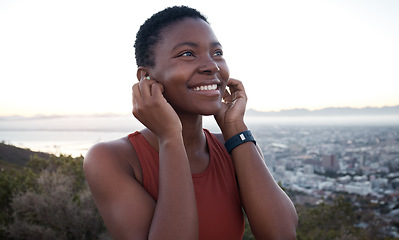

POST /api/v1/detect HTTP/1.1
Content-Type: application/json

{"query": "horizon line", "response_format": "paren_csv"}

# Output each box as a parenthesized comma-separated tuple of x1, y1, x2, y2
(1, 105, 399, 118)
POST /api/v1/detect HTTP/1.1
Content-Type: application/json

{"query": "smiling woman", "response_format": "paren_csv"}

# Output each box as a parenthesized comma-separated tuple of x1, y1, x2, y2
(140, 17, 229, 116)
(83, 6, 297, 240)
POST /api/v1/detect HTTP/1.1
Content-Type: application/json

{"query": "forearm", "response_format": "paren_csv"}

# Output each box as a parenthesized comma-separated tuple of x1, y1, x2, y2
(216, 78, 296, 238)
(233, 143, 297, 239)
(225, 125, 297, 239)
(149, 135, 198, 240)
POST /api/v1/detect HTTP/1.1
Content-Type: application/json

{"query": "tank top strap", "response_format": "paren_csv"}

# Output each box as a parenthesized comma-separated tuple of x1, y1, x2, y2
(128, 131, 159, 200)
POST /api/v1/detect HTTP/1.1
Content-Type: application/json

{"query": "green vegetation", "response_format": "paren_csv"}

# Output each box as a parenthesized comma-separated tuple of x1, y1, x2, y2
(294, 193, 399, 240)
(296, 196, 361, 240)
(0, 144, 398, 239)
(0, 151, 109, 239)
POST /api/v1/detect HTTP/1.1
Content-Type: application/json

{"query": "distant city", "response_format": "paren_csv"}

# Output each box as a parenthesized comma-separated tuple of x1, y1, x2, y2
(251, 124, 399, 237)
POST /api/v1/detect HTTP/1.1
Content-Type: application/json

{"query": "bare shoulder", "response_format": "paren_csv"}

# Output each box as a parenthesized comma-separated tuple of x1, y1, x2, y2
(84, 137, 131, 167)
(83, 136, 141, 183)
(83, 137, 155, 239)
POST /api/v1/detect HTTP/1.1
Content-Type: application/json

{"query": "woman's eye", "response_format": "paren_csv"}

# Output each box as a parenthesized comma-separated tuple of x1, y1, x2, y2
(179, 51, 194, 57)
(213, 50, 223, 57)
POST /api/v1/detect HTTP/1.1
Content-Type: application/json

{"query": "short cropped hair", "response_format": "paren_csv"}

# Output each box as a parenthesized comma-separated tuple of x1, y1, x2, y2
(134, 6, 208, 67)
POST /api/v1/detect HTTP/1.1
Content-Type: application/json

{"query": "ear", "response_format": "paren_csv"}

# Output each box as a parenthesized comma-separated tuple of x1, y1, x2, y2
(136, 66, 149, 81)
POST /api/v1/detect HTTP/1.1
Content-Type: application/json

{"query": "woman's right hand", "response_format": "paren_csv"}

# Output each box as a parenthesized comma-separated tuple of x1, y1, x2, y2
(132, 76, 182, 139)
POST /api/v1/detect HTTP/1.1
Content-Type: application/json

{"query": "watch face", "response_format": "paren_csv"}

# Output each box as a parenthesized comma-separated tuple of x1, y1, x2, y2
(239, 133, 246, 141)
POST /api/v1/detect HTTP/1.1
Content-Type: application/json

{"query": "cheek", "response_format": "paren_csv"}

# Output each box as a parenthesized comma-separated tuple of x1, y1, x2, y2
(154, 65, 191, 101)
(221, 66, 230, 80)
(165, 71, 190, 90)
(218, 59, 230, 78)
(219, 63, 230, 86)
(154, 64, 188, 85)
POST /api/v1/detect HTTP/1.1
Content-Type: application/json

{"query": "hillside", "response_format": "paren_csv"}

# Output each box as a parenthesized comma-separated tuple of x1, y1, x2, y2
(0, 143, 51, 167)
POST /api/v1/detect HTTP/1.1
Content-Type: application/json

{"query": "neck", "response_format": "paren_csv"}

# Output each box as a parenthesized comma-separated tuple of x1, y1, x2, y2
(179, 114, 209, 170)
(179, 114, 206, 150)
(142, 114, 207, 153)
(141, 113, 209, 172)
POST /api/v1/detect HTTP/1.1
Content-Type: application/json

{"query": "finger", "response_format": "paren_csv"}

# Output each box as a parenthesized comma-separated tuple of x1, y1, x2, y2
(226, 78, 247, 100)
(227, 78, 242, 85)
(132, 83, 141, 117)
(151, 82, 165, 98)
(222, 89, 233, 103)
(227, 78, 245, 92)
(132, 83, 141, 100)
(139, 76, 158, 97)
(222, 88, 230, 99)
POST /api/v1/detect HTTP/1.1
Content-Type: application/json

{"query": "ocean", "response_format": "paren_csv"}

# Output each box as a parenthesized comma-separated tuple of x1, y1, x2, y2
(1, 114, 399, 157)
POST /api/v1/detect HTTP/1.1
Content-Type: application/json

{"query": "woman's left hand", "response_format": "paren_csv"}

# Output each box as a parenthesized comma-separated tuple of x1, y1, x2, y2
(214, 78, 248, 140)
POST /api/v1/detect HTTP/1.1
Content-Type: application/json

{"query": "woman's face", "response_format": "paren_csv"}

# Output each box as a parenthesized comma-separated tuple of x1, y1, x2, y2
(149, 17, 229, 116)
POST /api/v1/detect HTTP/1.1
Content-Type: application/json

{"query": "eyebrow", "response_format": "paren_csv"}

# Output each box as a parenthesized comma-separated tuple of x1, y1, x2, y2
(172, 42, 198, 51)
(171, 41, 222, 51)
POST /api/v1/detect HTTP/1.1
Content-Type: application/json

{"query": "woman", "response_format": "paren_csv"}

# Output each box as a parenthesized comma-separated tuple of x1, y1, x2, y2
(84, 6, 297, 240)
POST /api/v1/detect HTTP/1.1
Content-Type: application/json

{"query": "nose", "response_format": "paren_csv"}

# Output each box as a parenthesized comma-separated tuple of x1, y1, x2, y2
(198, 57, 220, 74)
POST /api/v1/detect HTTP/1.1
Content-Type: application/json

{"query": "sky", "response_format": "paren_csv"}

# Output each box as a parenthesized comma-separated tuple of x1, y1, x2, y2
(0, 0, 398, 117)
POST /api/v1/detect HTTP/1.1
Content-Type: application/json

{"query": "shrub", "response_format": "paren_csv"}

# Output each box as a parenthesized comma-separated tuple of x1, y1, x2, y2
(7, 169, 106, 239)
(1, 155, 109, 240)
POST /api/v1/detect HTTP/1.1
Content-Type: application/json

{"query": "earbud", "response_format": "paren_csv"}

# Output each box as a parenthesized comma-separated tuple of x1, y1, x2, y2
(140, 75, 151, 81)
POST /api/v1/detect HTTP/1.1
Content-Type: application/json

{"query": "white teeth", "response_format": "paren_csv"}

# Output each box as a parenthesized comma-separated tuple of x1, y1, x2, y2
(193, 84, 217, 91)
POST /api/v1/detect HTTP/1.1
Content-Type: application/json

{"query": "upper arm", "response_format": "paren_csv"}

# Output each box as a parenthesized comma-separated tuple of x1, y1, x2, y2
(83, 142, 155, 240)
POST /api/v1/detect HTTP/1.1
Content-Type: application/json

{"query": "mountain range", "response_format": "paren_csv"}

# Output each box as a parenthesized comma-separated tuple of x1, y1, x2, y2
(1, 106, 399, 120)
(246, 105, 399, 117)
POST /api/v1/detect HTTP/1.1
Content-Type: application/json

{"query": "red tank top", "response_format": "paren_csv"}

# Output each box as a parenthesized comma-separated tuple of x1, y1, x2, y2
(128, 129, 244, 239)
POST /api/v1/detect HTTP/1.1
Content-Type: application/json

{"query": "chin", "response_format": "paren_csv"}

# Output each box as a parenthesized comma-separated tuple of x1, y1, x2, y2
(202, 112, 216, 117)
(198, 106, 221, 116)
(177, 101, 222, 116)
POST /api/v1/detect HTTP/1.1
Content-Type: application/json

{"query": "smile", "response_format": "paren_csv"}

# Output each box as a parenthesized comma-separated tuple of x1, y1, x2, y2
(192, 84, 218, 91)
